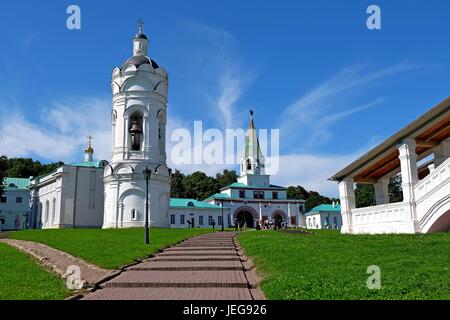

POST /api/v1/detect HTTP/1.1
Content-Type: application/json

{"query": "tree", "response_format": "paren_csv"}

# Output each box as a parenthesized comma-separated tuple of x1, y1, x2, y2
(286, 185, 338, 211)
(389, 175, 403, 202)
(170, 169, 185, 198)
(355, 184, 376, 208)
(0, 156, 6, 197)
(355, 175, 403, 208)
(215, 170, 237, 189)
(2, 157, 63, 179)
(182, 171, 219, 200)
(286, 185, 309, 200)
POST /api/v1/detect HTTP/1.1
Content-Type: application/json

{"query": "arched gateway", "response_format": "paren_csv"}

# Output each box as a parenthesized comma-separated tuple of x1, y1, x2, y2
(233, 206, 258, 228)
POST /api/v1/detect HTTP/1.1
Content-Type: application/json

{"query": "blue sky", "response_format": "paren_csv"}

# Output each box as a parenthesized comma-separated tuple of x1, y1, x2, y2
(0, 0, 449, 195)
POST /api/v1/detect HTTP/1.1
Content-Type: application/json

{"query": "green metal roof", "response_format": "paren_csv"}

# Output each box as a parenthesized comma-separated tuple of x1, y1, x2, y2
(203, 193, 231, 201)
(70, 161, 104, 168)
(221, 182, 285, 190)
(170, 198, 223, 209)
(305, 204, 341, 216)
(2, 177, 31, 190)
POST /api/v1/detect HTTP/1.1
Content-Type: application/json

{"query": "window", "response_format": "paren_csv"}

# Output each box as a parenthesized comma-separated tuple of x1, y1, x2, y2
(16, 197, 23, 203)
(218, 216, 223, 226)
(272, 192, 278, 199)
(0, 197, 6, 203)
(170, 214, 175, 224)
(52, 198, 56, 223)
(313, 217, 316, 227)
(290, 216, 296, 225)
(325, 216, 329, 226)
(208, 216, 213, 225)
(333, 216, 338, 226)
(180, 214, 185, 225)
(187, 201, 194, 207)
(239, 190, 245, 198)
(299, 205, 304, 214)
(131, 209, 137, 220)
(253, 191, 264, 199)
(199, 215, 204, 225)
(246, 159, 252, 170)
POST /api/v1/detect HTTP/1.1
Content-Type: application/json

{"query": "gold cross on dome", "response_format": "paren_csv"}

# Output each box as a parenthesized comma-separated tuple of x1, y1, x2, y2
(87, 135, 93, 147)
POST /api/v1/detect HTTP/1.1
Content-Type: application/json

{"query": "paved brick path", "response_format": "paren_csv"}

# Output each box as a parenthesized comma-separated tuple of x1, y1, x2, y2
(83, 232, 264, 300)
(0, 239, 117, 287)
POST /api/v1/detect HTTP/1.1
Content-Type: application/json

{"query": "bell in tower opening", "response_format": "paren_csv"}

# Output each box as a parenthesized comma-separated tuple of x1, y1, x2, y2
(129, 114, 143, 151)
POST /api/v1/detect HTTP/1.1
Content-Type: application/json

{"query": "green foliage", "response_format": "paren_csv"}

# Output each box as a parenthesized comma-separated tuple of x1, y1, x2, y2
(170, 169, 237, 200)
(389, 175, 403, 202)
(183, 171, 219, 200)
(355, 184, 376, 208)
(237, 230, 450, 300)
(0, 156, 6, 196)
(287, 185, 338, 211)
(170, 169, 185, 198)
(0, 156, 63, 179)
(355, 176, 403, 208)
(215, 169, 238, 188)
(11, 227, 212, 269)
(0, 243, 69, 300)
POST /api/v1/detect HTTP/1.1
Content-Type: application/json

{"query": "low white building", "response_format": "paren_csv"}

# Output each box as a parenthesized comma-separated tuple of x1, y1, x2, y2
(330, 96, 450, 234)
(169, 198, 227, 228)
(29, 143, 106, 229)
(0, 178, 31, 231)
(305, 204, 342, 230)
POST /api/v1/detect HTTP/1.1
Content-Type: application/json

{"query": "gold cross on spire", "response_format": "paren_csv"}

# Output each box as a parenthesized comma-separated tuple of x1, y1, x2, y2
(137, 18, 144, 34)
(87, 135, 93, 147)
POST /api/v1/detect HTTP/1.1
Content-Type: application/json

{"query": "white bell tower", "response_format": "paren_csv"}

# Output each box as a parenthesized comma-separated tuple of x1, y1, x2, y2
(238, 110, 271, 187)
(103, 21, 170, 228)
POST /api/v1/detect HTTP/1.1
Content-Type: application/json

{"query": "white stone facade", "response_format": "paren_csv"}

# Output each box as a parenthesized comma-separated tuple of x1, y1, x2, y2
(29, 163, 105, 229)
(331, 97, 450, 234)
(102, 26, 170, 229)
(0, 179, 30, 231)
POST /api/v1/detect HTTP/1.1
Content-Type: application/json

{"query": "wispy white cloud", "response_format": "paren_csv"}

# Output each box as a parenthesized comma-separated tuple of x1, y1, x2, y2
(279, 62, 419, 146)
(183, 21, 254, 129)
(267, 141, 380, 197)
(0, 97, 111, 162)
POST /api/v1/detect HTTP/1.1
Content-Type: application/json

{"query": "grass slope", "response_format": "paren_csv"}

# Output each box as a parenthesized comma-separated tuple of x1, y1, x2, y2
(11, 228, 212, 269)
(0, 243, 69, 300)
(237, 230, 450, 300)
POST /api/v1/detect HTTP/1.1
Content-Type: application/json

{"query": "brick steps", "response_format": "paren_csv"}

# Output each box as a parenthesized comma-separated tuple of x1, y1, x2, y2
(82, 232, 264, 300)
(127, 260, 252, 271)
(83, 287, 254, 300)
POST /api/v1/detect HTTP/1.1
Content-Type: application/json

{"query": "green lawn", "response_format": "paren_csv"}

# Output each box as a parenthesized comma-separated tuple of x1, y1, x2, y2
(11, 227, 212, 269)
(237, 230, 450, 300)
(0, 242, 70, 300)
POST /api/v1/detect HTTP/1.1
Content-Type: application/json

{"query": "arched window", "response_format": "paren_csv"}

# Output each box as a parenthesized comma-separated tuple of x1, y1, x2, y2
(45, 201, 49, 224)
(187, 201, 194, 207)
(131, 209, 137, 220)
(129, 112, 144, 151)
(157, 110, 166, 154)
(51, 198, 56, 224)
(246, 159, 252, 170)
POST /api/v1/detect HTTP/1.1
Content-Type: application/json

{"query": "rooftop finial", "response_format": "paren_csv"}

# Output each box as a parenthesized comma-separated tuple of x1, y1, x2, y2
(87, 135, 93, 148)
(249, 109, 254, 117)
(137, 18, 144, 34)
(84, 135, 94, 162)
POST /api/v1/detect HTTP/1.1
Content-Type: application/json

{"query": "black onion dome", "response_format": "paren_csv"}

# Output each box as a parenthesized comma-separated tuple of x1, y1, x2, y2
(121, 55, 159, 70)
(135, 33, 148, 40)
